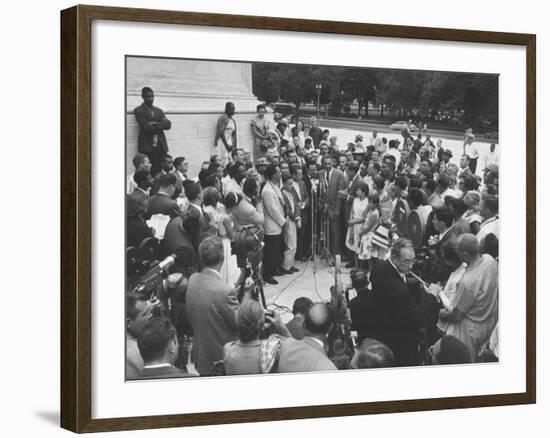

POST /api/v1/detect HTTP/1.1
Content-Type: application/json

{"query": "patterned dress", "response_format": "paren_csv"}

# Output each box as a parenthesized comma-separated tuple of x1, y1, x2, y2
(358, 208, 382, 260)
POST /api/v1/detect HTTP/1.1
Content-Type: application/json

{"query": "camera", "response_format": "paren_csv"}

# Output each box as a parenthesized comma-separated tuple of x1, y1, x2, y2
(132, 254, 177, 296)
(231, 225, 264, 266)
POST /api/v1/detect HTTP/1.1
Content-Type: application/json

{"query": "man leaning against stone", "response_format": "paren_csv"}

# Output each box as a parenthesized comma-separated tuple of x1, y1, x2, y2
(133, 86, 172, 176)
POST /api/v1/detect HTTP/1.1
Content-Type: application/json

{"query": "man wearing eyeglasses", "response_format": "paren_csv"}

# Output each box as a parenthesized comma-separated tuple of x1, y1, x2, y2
(370, 238, 441, 367)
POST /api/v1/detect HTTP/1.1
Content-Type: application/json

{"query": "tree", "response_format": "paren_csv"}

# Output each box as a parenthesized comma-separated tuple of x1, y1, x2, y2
(252, 62, 498, 128)
(311, 65, 345, 115)
(416, 72, 499, 128)
(252, 63, 279, 104)
(341, 68, 377, 117)
(252, 64, 317, 109)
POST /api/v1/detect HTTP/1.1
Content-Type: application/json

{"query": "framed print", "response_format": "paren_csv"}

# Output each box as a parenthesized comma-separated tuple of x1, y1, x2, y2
(60, 4, 536, 433)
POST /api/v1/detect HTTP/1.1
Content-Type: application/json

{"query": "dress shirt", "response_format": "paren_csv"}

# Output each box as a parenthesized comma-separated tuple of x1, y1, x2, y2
(127, 173, 138, 195)
(177, 170, 187, 182)
(464, 142, 479, 159)
(291, 181, 302, 201)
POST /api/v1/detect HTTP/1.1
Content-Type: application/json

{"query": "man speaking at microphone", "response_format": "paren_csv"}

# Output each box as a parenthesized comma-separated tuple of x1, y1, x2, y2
(370, 238, 441, 366)
(318, 156, 346, 259)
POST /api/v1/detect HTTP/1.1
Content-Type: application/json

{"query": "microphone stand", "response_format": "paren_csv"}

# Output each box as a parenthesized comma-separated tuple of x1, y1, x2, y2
(311, 182, 318, 273)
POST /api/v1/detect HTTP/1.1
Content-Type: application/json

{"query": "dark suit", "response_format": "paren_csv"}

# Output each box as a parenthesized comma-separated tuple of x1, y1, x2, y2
(146, 192, 184, 219)
(433, 146, 444, 163)
(162, 216, 197, 275)
(302, 173, 319, 258)
(290, 180, 309, 259)
(278, 337, 337, 373)
(371, 260, 440, 366)
(133, 102, 172, 175)
(126, 216, 154, 248)
(318, 168, 346, 256)
(349, 290, 381, 344)
(186, 269, 240, 376)
(130, 188, 148, 211)
(151, 170, 182, 197)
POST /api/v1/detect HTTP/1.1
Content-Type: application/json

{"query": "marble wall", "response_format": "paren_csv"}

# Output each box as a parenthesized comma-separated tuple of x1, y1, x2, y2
(126, 57, 270, 176)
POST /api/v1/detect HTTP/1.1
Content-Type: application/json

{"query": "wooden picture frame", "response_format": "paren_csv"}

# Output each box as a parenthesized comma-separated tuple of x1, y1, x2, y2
(60, 4, 536, 433)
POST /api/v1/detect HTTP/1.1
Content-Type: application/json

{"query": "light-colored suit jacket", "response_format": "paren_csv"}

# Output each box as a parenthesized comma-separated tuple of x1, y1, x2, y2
(231, 196, 264, 230)
(278, 337, 337, 373)
(186, 269, 239, 375)
(261, 181, 287, 235)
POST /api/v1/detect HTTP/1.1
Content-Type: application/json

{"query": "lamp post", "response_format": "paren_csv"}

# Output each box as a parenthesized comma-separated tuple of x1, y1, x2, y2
(315, 83, 322, 118)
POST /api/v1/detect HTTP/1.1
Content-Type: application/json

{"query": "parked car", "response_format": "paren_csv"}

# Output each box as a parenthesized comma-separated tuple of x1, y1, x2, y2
(389, 120, 417, 132)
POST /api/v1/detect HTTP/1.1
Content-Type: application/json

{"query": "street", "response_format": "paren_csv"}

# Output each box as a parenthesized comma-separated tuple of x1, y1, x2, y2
(311, 116, 498, 144)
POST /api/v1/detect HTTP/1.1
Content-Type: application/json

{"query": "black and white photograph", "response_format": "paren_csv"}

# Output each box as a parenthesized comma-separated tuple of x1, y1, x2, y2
(125, 56, 500, 380)
(2, 0, 545, 435)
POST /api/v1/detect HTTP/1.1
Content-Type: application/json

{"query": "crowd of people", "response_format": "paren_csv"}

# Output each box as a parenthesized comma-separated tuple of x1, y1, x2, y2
(125, 86, 500, 379)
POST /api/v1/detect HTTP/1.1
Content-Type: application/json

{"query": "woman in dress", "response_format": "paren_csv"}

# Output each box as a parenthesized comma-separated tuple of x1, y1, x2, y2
(203, 188, 240, 286)
(358, 193, 383, 274)
(345, 181, 370, 268)
(462, 191, 483, 234)
(251, 104, 273, 158)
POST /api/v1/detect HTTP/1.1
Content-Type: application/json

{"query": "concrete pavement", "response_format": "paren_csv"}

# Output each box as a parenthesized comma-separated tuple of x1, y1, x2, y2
(315, 117, 498, 144)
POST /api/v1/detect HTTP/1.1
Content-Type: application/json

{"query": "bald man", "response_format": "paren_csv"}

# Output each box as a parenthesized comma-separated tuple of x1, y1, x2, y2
(277, 303, 337, 373)
(438, 234, 499, 361)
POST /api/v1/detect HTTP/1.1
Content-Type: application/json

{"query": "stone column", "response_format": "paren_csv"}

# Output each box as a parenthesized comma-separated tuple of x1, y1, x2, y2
(126, 57, 270, 176)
